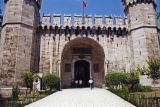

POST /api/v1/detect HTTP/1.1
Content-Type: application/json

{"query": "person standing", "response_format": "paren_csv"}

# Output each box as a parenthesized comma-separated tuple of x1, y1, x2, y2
(75, 80, 78, 88)
(88, 78, 93, 90)
(32, 81, 38, 93)
(79, 80, 83, 88)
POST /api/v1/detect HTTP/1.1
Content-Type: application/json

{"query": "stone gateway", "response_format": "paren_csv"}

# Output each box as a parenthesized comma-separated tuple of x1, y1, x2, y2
(0, 0, 160, 89)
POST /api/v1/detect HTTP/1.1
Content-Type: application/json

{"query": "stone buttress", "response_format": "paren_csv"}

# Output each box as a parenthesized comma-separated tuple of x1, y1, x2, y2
(0, 0, 41, 87)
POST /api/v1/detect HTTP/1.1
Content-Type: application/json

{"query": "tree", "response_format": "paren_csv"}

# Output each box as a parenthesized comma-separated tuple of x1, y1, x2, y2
(21, 70, 34, 90)
(147, 59, 160, 86)
(44, 73, 60, 91)
(105, 72, 130, 89)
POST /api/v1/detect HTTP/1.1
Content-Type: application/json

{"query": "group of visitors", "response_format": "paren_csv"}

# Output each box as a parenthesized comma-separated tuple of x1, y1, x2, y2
(73, 80, 83, 88)
(71, 78, 94, 90)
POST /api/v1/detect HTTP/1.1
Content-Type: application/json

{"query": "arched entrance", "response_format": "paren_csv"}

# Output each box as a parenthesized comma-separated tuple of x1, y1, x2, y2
(74, 60, 90, 87)
(61, 37, 105, 88)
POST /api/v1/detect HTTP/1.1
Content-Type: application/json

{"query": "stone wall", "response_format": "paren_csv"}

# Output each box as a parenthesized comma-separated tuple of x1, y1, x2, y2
(39, 26, 131, 73)
(0, 0, 41, 87)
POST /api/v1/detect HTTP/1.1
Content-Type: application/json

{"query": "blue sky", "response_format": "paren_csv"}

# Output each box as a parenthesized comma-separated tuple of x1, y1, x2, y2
(0, 0, 160, 16)
(40, 0, 124, 16)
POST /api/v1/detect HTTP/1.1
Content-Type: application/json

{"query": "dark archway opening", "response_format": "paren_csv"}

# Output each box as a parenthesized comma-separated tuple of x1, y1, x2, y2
(74, 60, 90, 87)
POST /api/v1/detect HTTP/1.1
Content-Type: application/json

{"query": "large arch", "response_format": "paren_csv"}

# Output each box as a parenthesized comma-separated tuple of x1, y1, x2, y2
(61, 37, 105, 88)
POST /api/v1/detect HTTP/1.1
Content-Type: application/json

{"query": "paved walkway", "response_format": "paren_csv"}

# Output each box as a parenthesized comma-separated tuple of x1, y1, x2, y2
(25, 88, 135, 107)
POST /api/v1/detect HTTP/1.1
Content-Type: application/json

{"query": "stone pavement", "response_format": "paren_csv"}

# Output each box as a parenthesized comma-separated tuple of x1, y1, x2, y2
(25, 88, 135, 107)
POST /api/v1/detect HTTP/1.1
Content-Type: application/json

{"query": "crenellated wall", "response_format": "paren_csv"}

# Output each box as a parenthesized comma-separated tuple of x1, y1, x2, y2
(41, 14, 128, 28)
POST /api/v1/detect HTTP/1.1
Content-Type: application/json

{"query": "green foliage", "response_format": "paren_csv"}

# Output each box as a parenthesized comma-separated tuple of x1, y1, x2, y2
(21, 71, 34, 89)
(105, 71, 149, 93)
(132, 83, 152, 92)
(147, 59, 160, 81)
(105, 72, 130, 87)
(39, 90, 56, 95)
(44, 90, 57, 95)
(43, 73, 60, 91)
(136, 67, 149, 75)
(130, 71, 140, 86)
(108, 87, 130, 100)
(33, 75, 39, 82)
(109, 89, 157, 107)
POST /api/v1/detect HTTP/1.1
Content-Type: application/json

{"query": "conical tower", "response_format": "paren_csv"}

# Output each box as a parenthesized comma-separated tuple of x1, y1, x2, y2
(122, 0, 160, 69)
(0, 0, 41, 87)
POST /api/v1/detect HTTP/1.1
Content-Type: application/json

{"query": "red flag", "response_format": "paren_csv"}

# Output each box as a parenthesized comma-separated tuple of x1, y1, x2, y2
(83, 1, 87, 7)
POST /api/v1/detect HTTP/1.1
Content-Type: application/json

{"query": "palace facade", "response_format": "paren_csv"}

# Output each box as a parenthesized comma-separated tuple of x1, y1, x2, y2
(0, 0, 160, 89)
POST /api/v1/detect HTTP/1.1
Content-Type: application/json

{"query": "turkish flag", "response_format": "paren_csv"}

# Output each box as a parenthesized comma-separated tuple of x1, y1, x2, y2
(83, 1, 87, 7)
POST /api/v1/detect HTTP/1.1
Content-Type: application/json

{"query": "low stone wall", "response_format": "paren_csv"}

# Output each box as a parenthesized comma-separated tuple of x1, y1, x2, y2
(0, 88, 12, 98)
(0, 87, 28, 98)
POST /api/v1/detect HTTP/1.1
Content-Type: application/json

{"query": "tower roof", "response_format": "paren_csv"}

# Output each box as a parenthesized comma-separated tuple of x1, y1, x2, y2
(122, 0, 156, 5)
(122, 0, 157, 11)
(4, 0, 41, 8)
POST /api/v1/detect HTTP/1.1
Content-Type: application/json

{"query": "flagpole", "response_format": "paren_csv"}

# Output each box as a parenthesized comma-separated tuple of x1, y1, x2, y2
(83, 2, 84, 24)
(82, 1, 87, 24)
